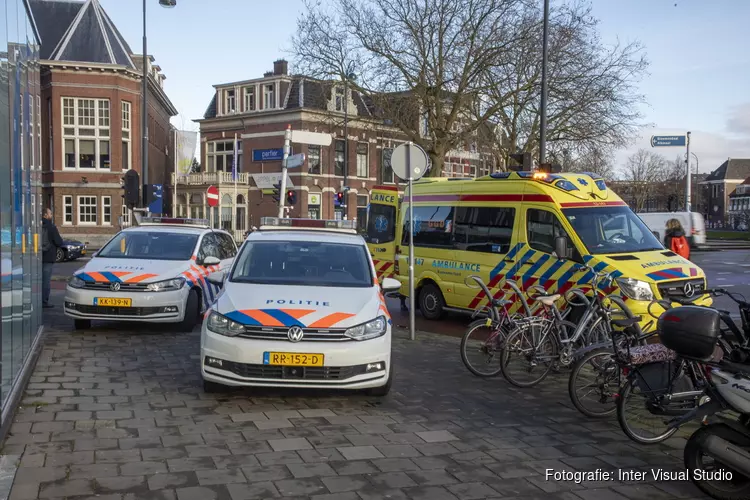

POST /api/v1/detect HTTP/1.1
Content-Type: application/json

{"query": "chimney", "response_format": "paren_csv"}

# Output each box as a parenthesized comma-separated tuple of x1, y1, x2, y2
(263, 71, 274, 78)
(273, 59, 288, 76)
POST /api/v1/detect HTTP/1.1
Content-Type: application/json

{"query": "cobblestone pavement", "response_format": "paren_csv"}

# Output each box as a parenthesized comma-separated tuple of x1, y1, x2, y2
(2, 305, 709, 499)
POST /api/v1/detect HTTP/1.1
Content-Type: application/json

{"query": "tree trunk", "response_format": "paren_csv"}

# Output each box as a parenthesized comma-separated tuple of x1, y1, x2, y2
(428, 146, 446, 177)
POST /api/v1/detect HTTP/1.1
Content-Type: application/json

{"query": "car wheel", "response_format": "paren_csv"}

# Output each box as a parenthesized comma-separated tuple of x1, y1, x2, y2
(55, 248, 66, 262)
(74, 319, 91, 330)
(203, 379, 226, 394)
(419, 283, 446, 320)
(368, 365, 393, 397)
(175, 289, 199, 331)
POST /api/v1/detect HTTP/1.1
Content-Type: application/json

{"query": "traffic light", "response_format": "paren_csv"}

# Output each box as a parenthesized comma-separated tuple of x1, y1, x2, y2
(508, 152, 532, 172)
(123, 170, 140, 207)
(271, 182, 281, 202)
(286, 190, 296, 205)
(334, 187, 349, 207)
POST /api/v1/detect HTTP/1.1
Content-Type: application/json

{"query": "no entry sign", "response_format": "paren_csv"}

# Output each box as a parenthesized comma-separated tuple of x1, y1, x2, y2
(206, 185, 219, 207)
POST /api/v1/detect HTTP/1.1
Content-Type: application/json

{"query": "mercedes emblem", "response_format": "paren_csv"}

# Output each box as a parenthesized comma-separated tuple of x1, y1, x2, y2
(287, 326, 304, 342)
(683, 282, 695, 297)
(109, 282, 121, 292)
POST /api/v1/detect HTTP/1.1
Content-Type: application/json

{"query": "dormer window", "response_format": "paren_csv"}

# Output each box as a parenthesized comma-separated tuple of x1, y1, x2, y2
(335, 87, 344, 112)
(264, 84, 276, 109)
(244, 86, 255, 111)
(225, 89, 235, 113)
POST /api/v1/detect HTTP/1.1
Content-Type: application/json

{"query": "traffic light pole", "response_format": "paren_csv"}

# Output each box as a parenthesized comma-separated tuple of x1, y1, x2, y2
(278, 125, 292, 218)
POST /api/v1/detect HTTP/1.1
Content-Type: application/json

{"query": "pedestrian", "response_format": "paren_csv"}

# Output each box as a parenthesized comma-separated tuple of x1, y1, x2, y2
(42, 207, 64, 309)
(664, 218, 690, 259)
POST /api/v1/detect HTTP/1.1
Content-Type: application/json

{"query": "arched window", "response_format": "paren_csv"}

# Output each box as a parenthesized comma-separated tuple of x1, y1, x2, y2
(236, 194, 246, 232)
(220, 194, 232, 231)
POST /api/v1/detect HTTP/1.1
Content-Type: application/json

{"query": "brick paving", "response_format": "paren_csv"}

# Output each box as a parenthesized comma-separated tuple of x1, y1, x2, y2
(1, 303, 709, 499)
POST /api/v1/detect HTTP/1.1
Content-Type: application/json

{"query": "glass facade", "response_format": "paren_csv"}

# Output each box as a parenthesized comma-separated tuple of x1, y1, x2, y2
(0, 0, 43, 410)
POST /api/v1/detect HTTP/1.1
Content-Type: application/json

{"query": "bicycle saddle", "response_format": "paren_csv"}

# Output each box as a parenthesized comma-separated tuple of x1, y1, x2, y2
(534, 294, 560, 306)
(611, 316, 642, 328)
(492, 298, 511, 307)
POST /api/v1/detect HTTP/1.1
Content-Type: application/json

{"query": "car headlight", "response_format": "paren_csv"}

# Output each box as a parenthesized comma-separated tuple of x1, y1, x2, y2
(145, 277, 186, 292)
(344, 315, 388, 341)
(616, 278, 654, 301)
(206, 311, 245, 337)
(68, 276, 86, 288)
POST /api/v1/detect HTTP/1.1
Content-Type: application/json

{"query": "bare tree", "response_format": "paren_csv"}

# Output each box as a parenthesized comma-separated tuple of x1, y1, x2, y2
(562, 146, 616, 180)
(482, 1, 649, 163)
(620, 149, 667, 212)
(291, 0, 531, 176)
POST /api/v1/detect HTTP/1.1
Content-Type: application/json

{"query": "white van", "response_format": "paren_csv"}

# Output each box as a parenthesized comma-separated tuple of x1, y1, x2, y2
(637, 212, 706, 248)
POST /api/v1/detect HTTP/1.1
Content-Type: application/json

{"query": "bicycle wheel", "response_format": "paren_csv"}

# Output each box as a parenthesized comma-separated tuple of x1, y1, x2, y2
(460, 319, 506, 377)
(500, 321, 558, 388)
(568, 348, 619, 418)
(616, 377, 678, 444)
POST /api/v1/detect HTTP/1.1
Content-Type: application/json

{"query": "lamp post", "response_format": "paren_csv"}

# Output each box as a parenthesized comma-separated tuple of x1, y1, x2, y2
(142, 0, 176, 209)
(539, 0, 550, 164)
(342, 65, 355, 219)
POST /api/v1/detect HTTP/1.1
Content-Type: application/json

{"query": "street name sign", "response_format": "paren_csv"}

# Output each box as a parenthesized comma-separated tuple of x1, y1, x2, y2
(290, 130, 332, 146)
(650, 135, 687, 147)
(286, 153, 306, 169)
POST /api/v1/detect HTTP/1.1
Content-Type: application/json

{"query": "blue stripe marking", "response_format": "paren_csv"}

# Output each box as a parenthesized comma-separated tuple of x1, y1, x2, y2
(261, 309, 306, 327)
(663, 268, 686, 278)
(489, 243, 523, 280)
(225, 310, 261, 326)
(556, 262, 578, 288)
(583, 255, 594, 264)
(577, 271, 594, 284)
(523, 253, 550, 280)
(79, 273, 95, 282)
(98, 272, 122, 283)
(593, 261, 608, 273)
(539, 259, 565, 285)
(505, 249, 536, 280)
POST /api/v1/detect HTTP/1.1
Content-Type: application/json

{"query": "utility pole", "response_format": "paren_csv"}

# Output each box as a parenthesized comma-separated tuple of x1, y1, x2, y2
(539, 0, 550, 165)
(141, 0, 149, 206)
(278, 125, 292, 218)
(686, 131, 691, 212)
(343, 77, 348, 220)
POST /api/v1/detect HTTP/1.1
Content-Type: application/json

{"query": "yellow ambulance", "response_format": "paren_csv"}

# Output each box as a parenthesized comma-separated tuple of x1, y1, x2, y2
(365, 185, 400, 281)
(388, 171, 711, 324)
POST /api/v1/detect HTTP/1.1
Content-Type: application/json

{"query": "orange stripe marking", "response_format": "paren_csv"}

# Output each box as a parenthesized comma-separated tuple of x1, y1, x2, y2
(88, 272, 108, 282)
(239, 309, 284, 326)
(308, 312, 355, 328)
(278, 309, 315, 319)
(111, 271, 131, 278)
(125, 273, 158, 283)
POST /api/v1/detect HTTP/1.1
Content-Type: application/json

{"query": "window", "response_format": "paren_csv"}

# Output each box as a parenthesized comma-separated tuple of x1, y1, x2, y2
(334, 140, 345, 176)
(99, 232, 199, 261)
(563, 206, 663, 255)
(381, 148, 394, 183)
(335, 87, 344, 112)
(63, 195, 73, 225)
(207, 140, 242, 173)
(264, 83, 275, 109)
(527, 209, 580, 260)
(356, 143, 368, 177)
(197, 233, 222, 262)
(308, 146, 321, 174)
(244, 86, 255, 111)
(62, 98, 111, 169)
(356, 195, 368, 233)
(77, 196, 97, 225)
(366, 203, 396, 243)
(216, 233, 238, 259)
(454, 207, 515, 254)
(225, 89, 235, 113)
(402, 205, 454, 248)
(230, 241, 373, 288)
(121, 203, 130, 226)
(421, 111, 429, 137)
(122, 101, 131, 170)
(102, 196, 111, 225)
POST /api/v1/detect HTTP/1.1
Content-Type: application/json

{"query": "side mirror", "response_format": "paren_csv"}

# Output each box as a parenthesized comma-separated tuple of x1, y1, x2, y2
(202, 256, 221, 266)
(381, 277, 401, 293)
(554, 236, 569, 260)
(206, 270, 226, 287)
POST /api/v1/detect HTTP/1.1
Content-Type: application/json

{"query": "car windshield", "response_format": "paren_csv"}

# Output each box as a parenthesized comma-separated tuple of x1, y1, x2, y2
(97, 231, 199, 260)
(365, 203, 396, 243)
(563, 206, 664, 255)
(230, 240, 373, 288)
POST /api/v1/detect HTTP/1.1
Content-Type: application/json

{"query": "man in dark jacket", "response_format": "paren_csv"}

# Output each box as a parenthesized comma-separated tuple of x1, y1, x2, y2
(42, 208, 64, 308)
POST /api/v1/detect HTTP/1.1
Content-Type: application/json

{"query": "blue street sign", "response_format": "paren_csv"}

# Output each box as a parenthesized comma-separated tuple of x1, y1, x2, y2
(650, 135, 687, 147)
(148, 184, 163, 214)
(252, 148, 284, 162)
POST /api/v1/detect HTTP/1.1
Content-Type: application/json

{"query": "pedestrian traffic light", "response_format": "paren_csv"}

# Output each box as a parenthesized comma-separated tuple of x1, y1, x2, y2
(334, 191, 344, 207)
(271, 182, 281, 202)
(286, 190, 296, 205)
(123, 170, 140, 207)
(508, 152, 532, 172)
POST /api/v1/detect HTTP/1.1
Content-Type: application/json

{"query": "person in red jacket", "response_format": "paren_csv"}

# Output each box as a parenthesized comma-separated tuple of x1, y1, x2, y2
(664, 218, 690, 259)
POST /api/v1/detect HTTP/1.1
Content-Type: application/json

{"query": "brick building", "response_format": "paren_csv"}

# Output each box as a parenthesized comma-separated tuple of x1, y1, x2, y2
(32, 0, 177, 246)
(700, 158, 750, 227)
(190, 60, 495, 240)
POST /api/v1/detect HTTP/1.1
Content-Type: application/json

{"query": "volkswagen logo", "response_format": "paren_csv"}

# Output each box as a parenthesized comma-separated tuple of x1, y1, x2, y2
(683, 282, 695, 297)
(109, 282, 121, 292)
(287, 326, 304, 343)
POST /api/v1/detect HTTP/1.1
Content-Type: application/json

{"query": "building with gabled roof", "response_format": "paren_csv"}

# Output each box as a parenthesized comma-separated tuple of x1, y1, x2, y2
(700, 158, 750, 226)
(32, 0, 178, 246)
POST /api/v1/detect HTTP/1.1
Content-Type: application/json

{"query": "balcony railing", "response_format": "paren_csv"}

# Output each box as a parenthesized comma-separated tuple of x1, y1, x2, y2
(172, 172, 251, 186)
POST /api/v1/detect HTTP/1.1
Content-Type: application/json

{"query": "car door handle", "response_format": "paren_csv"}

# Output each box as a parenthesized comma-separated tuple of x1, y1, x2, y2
(521, 260, 537, 266)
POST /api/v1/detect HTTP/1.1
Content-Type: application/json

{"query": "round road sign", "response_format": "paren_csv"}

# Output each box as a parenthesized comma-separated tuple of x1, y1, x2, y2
(391, 142, 428, 181)
(206, 185, 219, 207)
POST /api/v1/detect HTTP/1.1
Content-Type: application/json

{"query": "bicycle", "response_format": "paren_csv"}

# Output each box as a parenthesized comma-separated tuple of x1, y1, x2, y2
(459, 276, 529, 377)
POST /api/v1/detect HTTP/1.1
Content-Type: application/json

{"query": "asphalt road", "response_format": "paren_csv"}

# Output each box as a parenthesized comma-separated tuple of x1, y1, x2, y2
(52, 249, 750, 335)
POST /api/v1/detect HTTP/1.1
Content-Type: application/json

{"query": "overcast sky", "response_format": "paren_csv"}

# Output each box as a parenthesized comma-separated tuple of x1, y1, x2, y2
(98, 0, 750, 175)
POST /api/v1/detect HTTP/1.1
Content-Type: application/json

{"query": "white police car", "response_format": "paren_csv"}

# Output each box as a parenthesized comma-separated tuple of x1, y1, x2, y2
(200, 218, 401, 396)
(65, 218, 237, 331)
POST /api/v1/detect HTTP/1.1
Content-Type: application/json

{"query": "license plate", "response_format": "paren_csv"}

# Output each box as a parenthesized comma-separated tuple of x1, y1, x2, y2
(94, 297, 132, 307)
(263, 352, 324, 367)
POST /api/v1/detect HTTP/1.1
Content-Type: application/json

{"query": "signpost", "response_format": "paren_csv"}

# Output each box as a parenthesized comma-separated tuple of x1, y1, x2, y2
(206, 185, 219, 208)
(650, 132, 691, 211)
(390, 142, 428, 341)
(286, 153, 306, 169)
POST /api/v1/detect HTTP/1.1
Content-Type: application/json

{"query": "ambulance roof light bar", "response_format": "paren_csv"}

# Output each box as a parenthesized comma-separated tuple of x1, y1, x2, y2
(139, 217, 210, 228)
(259, 217, 358, 233)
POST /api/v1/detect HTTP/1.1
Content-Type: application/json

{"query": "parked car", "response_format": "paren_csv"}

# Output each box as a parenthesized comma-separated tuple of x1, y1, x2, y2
(56, 239, 87, 262)
(637, 211, 706, 248)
